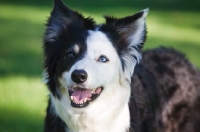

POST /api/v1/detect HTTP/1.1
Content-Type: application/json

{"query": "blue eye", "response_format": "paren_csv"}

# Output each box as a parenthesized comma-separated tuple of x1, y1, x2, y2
(98, 55, 109, 62)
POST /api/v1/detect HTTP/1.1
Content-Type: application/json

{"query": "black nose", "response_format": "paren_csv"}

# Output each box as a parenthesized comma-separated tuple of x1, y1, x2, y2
(71, 70, 88, 84)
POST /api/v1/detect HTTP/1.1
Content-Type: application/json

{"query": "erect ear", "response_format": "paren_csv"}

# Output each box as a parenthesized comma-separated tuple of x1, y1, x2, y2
(104, 8, 148, 58)
(102, 9, 148, 83)
(44, 0, 95, 44)
(43, 0, 95, 71)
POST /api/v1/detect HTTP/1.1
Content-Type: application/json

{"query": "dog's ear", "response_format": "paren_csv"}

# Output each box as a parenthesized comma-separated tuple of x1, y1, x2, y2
(102, 9, 148, 83)
(43, 0, 95, 72)
(44, 0, 95, 44)
(104, 9, 148, 62)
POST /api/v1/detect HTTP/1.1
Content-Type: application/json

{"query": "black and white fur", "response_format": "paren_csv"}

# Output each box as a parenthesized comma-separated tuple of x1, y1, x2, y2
(43, 0, 200, 132)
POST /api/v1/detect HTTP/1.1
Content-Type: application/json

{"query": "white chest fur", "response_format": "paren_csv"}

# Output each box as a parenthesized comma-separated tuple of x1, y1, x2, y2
(65, 105, 130, 132)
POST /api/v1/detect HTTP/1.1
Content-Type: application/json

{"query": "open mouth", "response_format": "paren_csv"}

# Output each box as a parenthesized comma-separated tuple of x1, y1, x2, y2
(68, 86, 103, 108)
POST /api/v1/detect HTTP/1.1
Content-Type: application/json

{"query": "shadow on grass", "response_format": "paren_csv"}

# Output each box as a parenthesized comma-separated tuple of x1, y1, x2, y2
(0, 108, 44, 132)
(0, 17, 44, 77)
(1, 0, 200, 12)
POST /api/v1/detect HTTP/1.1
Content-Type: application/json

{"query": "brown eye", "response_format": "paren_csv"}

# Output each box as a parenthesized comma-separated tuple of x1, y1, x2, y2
(66, 51, 75, 58)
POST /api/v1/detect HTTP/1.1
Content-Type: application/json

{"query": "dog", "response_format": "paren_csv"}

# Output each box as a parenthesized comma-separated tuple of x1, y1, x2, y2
(43, 0, 200, 132)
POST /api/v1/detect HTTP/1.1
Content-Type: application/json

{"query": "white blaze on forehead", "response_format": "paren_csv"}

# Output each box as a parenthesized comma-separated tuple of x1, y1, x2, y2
(77, 30, 122, 87)
(86, 30, 118, 60)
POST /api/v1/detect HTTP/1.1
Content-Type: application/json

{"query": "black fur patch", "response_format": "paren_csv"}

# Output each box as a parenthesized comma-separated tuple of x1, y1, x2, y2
(43, 0, 95, 98)
(44, 99, 66, 132)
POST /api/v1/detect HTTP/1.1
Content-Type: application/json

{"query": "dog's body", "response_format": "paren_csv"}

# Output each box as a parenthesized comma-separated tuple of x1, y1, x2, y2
(43, 0, 200, 132)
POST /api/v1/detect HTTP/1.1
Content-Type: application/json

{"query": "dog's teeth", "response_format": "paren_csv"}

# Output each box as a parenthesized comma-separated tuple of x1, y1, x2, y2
(70, 96, 74, 101)
(84, 98, 87, 103)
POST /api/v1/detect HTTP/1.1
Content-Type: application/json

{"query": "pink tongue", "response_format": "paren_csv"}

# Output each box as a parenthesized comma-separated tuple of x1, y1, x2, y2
(72, 89, 92, 103)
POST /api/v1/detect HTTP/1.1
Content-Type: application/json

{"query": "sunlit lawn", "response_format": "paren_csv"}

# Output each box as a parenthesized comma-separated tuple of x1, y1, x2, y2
(0, 77, 48, 132)
(0, 2, 200, 132)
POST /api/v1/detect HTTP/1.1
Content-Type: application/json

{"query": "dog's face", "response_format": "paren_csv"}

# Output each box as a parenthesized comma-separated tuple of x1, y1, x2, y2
(58, 30, 123, 108)
(44, 0, 148, 109)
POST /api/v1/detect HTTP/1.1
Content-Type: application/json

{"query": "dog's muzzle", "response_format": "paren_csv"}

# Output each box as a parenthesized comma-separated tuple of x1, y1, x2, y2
(69, 69, 103, 108)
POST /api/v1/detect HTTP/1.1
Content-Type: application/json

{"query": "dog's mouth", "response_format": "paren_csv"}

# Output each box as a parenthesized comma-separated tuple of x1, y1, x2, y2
(68, 86, 103, 108)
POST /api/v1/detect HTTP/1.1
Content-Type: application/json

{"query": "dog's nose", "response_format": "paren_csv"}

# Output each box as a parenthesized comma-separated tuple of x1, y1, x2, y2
(71, 70, 87, 84)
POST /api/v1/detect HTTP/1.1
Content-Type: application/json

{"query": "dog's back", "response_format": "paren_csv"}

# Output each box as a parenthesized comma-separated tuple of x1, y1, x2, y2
(130, 47, 200, 132)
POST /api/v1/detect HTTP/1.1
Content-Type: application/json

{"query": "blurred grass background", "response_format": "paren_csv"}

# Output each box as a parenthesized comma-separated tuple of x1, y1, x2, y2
(0, 0, 200, 131)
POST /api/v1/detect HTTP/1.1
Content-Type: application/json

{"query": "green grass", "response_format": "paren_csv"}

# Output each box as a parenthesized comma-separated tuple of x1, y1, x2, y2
(0, 77, 48, 132)
(0, 0, 200, 131)
(0, 5, 47, 76)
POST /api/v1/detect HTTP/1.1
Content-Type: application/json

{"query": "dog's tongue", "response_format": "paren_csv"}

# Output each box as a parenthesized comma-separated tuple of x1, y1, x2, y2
(72, 89, 92, 103)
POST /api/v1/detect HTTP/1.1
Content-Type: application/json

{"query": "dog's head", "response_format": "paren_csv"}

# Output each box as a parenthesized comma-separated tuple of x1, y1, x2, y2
(43, 0, 148, 108)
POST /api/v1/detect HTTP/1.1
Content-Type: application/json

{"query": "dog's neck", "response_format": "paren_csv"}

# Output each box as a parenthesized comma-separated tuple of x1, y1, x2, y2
(51, 84, 131, 132)
(65, 104, 130, 132)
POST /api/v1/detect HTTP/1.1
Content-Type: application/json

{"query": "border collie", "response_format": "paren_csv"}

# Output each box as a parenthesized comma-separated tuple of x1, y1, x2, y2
(43, 0, 200, 132)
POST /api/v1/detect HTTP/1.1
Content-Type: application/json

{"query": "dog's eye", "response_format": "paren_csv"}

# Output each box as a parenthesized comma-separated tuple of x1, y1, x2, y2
(98, 55, 109, 62)
(66, 52, 75, 58)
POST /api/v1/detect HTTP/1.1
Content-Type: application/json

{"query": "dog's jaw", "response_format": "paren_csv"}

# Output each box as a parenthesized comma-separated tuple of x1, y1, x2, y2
(50, 82, 131, 132)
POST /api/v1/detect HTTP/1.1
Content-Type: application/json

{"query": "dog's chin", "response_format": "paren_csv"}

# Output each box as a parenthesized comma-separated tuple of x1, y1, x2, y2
(68, 86, 103, 108)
